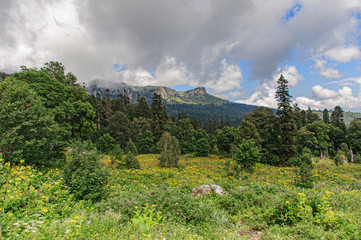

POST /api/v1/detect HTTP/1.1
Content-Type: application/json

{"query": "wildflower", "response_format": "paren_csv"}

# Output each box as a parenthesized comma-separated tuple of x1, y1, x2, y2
(298, 193, 306, 197)
(70, 220, 77, 223)
(74, 216, 80, 219)
(65, 228, 71, 234)
(134, 206, 139, 209)
(42, 208, 48, 213)
(286, 201, 290, 204)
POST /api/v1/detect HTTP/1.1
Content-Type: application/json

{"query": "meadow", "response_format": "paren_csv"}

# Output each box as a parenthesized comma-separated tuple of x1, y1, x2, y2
(1, 155, 361, 239)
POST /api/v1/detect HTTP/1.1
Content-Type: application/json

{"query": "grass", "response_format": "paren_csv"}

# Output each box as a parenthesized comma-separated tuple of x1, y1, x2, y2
(1, 155, 361, 239)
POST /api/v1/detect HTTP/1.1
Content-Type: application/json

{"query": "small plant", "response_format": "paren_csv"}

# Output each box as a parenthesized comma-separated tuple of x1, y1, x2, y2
(124, 152, 140, 169)
(63, 141, 109, 202)
(131, 204, 162, 234)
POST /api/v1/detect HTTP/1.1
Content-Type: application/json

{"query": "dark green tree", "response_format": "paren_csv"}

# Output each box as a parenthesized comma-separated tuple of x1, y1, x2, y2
(136, 96, 151, 119)
(331, 106, 346, 130)
(105, 88, 112, 119)
(96, 133, 116, 154)
(106, 111, 131, 147)
(136, 131, 155, 154)
(347, 119, 361, 155)
(215, 126, 238, 155)
(151, 93, 168, 139)
(323, 109, 330, 123)
(307, 121, 331, 159)
(195, 138, 211, 157)
(275, 75, 297, 165)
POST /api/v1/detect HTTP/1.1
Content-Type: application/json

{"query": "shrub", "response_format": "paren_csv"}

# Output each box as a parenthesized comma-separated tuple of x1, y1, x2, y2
(124, 152, 140, 169)
(63, 142, 109, 202)
(158, 132, 180, 168)
(294, 154, 314, 189)
(233, 140, 260, 172)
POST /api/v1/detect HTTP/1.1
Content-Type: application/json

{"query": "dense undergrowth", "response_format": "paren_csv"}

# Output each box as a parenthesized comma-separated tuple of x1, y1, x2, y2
(1, 155, 361, 239)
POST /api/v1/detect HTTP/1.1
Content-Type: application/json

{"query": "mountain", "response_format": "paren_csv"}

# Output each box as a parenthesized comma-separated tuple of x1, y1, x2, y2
(86, 81, 228, 105)
(85, 81, 256, 127)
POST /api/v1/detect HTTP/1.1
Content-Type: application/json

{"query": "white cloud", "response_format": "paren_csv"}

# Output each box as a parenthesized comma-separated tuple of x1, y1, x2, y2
(296, 85, 361, 111)
(313, 59, 343, 79)
(312, 85, 338, 99)
(237, 65, 303, 108)
(326, 45, 361, 63)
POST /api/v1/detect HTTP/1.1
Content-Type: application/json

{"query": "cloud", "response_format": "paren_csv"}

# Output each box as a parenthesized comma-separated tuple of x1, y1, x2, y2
(312, 85, 338, 99)
(326, 45, 361, 63)
(237, 65, 303, 108)
(296, 85, 361, 111)
(313, 59, 343, 79)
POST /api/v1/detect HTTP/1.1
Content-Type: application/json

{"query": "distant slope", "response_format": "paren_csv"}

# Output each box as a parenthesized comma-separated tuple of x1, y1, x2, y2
(86, 81, 228, 105)
(85, 81, 256, 126)
(314, 110, 361, 126)
(166, 102, 256, 127)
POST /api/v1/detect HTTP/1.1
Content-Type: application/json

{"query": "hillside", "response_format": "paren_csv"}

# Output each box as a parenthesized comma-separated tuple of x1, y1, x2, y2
(86, 81, 228, 105)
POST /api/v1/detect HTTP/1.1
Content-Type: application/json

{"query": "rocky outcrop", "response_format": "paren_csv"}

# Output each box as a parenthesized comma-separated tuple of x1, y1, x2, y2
(192, 184, 224, 197)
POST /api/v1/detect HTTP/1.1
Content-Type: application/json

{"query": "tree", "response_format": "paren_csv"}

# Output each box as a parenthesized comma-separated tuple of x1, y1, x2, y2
(151, 93, 168, 139)
(106, 111, 131, 147)
(216, 126, 238, 155)
(323, 109, 330, 123)
(233, 140, 260, 172)
(347, 119, 361, 155)
(275, 74, 297, 165)
(307, 121, 331, 159)
(195, 138, 211, 157)
(245, 107, 280, 165)
(331, 106, 346, 130)
(96, 133, 116, 154)
(124, 152, 140, 169)
(136, 131, 155, 154)
(125, 138, 138, 155)
(136, 96, 151, 119)
(158, 132, 180, 168)
(105, 89, 112, 119)
(0, 78, 63, 166)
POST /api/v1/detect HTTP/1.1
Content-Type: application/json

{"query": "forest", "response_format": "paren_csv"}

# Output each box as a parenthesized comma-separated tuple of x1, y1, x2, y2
(1, 62, 361, 239)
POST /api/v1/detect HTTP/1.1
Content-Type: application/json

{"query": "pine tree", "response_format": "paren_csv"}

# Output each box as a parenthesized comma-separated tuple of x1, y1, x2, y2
(151, 93, 168, 139)
(158, 132, 180, 168)
(105, 88, 112, 119)
(276, 74, 297, 165)
(331, 105, 346, 130)
(323, 109, 330, 123)
(136, 96, 151, 118)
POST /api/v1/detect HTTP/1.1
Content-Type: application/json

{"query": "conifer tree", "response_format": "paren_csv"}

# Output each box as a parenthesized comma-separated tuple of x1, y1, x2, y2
(331, 105, 346, 130)
(151, 93, 168, 139)
(136, 95, 151, 118)
(276, 74, 297, 165)
(322, 109, 330, 123)
(105, 88, 112, 119)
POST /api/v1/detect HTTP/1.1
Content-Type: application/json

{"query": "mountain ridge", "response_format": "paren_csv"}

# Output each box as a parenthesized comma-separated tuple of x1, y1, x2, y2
(85, 81, 229, 105)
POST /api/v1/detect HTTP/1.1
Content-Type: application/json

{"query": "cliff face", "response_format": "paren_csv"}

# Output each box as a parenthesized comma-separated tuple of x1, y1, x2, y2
(85, 81, 228, 105)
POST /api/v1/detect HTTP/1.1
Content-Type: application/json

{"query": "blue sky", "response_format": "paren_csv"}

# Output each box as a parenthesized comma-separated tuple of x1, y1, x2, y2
(1, 0, 361, 111)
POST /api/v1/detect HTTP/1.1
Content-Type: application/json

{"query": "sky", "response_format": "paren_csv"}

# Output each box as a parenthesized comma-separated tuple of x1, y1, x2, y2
(1, 0, 361, 111)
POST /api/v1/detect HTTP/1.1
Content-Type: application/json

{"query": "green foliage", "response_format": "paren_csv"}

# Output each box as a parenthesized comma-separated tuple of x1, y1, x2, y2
(125, 139, 138, 155)
(0, 78, 64, 166)
(347, 118, 361, 155)
(195, 138, 211, 157)
(151, 93, 168, 139)
(216, 126, 238, 155)
(276, 74, 297, 165)
(107, 111, 131, 147)
(136, 130, 156, 154)
(96, 133, 116, 154)
(63, 142, 109, 202)
(158, 132, 180, 168)
(294, 154, 314, 189)
(233, 140, 260, 172)
(124, 152, 140, 169)
(131, 205, 162, 234)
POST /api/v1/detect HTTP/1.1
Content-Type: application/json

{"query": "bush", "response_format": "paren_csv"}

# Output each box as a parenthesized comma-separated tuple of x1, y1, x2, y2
(63, 142, 109, 202)
(158, 132, 180, 168)
(233, 140, 260, 172)
(125, 152, 140, 169)
(294, 154, 314, 189)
